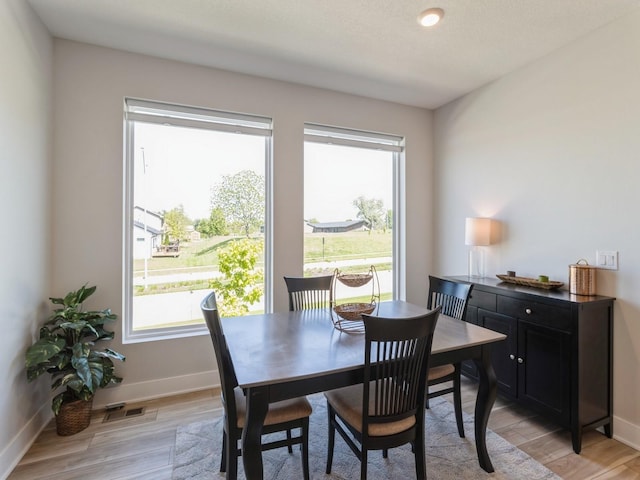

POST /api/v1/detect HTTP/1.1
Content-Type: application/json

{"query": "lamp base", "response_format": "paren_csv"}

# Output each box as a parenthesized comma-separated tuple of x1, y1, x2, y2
(468, 247, 485, 278)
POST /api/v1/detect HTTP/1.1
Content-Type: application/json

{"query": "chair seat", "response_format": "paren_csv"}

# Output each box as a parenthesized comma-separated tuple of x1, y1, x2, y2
(427, 364, 455, 381)
(325, 383, 416, 437)
(232, 388, 312, 429)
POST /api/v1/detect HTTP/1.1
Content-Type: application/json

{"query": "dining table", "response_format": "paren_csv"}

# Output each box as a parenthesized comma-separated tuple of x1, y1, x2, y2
(220, 300, 506, 480)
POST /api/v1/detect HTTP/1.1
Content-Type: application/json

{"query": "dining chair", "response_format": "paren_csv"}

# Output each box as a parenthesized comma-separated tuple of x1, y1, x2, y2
(200, 291, 312, 480)
(324, 306, 441, 480)
(426, 275, 473, 438)
(283, 274, 334, 311)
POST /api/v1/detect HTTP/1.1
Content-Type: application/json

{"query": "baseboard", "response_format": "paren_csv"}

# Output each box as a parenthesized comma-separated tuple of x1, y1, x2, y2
(2, 369, 219, 480)
(92, 369, 219, 409)
(0, 402, 51, 480)
(614, 414, 640, 451)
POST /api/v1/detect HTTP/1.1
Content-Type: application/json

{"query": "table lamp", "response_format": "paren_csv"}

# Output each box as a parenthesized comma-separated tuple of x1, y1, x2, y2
(465, 217, 491, 278)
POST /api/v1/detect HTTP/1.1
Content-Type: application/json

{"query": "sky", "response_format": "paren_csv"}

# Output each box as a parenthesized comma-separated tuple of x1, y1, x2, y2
(304, 143, 393, 222)
(133, 123, 394, 222)
(134, 123, 264, 220)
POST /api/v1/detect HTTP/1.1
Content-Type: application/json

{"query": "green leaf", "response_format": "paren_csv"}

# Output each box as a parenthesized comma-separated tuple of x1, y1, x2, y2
(25, 338, 66, 367)
(52, 393, 65, 416)
(76, 285, 97, 304)
(71, 343, 93, 388)
(49, 351, 72, 370)
(51, 377, 63, 390)
(94, 349, 126, 362)
(26, 364, 51, 381)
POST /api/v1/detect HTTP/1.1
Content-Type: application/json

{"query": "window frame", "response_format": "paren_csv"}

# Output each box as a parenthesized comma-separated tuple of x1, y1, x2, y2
(303, 123, 405, 300)
(123, 98, 273, 343)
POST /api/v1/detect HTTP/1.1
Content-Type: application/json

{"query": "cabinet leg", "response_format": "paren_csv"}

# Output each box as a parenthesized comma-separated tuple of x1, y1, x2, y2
(604, 422, 613, 438)
(571, 427, 582, 454)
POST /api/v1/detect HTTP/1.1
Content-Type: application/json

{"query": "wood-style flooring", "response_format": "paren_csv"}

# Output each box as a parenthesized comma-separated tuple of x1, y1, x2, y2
(8, 377, 640, 479)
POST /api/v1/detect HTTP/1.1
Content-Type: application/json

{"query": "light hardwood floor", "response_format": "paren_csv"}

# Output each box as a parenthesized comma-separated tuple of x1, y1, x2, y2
(9, 378, 640, 479)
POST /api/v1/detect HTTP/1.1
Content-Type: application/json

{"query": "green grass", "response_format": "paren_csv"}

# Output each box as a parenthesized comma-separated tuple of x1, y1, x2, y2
(134, 231, 391, 274)
(133, 231, 392, 296)
(304, 231, 391, 262)
(133, 236, 235, 274)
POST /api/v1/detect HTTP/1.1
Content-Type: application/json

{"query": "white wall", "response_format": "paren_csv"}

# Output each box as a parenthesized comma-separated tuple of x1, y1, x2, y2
(50, 40, 434, 407)
(0, 1, 52, 477)
(434, 10, 640, 449)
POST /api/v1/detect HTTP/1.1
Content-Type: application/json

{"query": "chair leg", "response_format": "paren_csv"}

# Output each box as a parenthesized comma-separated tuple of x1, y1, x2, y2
(301, 419, 310, 480)
(220, 432, 227, 473)
(414, 428, 427, 480)
(360, 448, 368, 480)
(326, 404, 336, 474)
(227, 432, 238, 480)
(453, 366, 465, 438)
(383, 448, 388, 458)
(286, 428, 293, 453)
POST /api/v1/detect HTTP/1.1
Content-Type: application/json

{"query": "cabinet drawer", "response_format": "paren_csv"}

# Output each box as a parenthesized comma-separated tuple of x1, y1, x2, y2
(497, 296, 571, 331)
(468, 289, 496, 311)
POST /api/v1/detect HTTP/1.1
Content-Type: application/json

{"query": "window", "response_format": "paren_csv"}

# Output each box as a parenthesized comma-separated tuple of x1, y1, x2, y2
(124, 99, 272, 342)
(303, 124, 404, 303)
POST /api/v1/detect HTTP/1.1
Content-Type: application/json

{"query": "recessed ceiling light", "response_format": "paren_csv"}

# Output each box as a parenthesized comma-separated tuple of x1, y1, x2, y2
(417, 8, 444, 27)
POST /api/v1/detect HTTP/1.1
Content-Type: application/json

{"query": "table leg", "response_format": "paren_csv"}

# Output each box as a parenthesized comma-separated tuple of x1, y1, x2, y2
(473, 346, 497, 473)
(242, 387, 269, 480)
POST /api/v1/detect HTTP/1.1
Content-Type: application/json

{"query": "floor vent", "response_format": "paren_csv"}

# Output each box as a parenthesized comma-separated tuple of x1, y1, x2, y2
(103, 406, 146, 423)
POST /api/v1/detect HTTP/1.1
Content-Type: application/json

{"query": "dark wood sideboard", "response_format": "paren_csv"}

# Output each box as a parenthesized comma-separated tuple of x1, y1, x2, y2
(447, 275, 614, 454)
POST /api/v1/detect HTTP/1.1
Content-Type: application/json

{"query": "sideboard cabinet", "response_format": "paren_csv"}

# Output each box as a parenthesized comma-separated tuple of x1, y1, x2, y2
(447, 276, 614, 454)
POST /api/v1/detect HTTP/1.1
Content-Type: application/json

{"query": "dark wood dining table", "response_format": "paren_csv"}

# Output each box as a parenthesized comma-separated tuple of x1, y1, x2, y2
(221, 300, 506, 480)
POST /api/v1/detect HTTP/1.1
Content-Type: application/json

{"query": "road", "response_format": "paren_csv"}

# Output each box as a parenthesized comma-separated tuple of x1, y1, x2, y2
(132, 258, 392, 329)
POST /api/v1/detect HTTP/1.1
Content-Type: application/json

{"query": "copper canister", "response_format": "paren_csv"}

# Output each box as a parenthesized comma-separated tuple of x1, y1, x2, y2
(569, 259, 596, 295)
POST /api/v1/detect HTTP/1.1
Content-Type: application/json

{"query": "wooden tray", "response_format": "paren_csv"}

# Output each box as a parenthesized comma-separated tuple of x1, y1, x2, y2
(496, 274, 564, 290)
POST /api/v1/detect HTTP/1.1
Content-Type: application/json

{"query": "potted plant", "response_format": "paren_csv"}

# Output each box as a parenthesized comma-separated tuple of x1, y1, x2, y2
(25, 284, 125, 435)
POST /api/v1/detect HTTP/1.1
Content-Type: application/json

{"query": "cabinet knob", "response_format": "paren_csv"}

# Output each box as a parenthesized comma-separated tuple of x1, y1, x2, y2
(509, 354, 515, 360)
(517, 357, 524, 363)
(525, 308, 532, 315)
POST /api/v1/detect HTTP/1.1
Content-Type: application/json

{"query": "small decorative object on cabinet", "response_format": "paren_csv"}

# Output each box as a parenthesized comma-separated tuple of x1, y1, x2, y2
(496, 274, 563, 290)
(569, 259, 597, 295)
(25, 285, 126, 435)
(331, 265, 380, 333)
(448, 276, 614, 454)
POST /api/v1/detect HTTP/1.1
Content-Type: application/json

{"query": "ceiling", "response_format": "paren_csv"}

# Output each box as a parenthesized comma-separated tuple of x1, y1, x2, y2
(27, 0, 640, 109)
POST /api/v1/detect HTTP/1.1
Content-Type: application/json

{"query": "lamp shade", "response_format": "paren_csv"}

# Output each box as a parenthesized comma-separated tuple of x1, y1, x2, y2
(465, 217, 491, 246)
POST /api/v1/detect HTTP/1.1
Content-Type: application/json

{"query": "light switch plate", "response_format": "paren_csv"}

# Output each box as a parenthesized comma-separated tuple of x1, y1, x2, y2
(596, 250, 618, 270)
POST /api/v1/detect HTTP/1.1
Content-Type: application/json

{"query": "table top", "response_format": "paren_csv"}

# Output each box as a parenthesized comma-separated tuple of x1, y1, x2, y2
(221, 300, 505, 389)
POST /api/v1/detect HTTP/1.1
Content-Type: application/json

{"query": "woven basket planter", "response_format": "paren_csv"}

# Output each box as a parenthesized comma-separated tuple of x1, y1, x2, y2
(56, 397, 93, 436)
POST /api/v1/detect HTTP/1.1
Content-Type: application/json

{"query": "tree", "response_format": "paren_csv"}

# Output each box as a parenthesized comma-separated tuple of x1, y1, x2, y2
(353, 196, 385, 234)
(209, 238, 263, 317)
(211, 170, 264, 237)
(163, 206, 190, 242)
(385, 209, 393, 232)
(195, 208, 229, 237)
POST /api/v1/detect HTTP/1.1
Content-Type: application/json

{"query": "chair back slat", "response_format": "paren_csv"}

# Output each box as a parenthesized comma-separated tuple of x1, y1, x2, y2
(427, 276, 473, 321)
(200, 291, 238, 416)
(284, 275, 334, 311)
(361, 307, 440, 427)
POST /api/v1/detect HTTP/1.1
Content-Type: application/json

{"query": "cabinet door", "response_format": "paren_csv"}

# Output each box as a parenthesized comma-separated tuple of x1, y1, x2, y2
(479, 309, 518, 398)
(517, 320, 571, 426)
